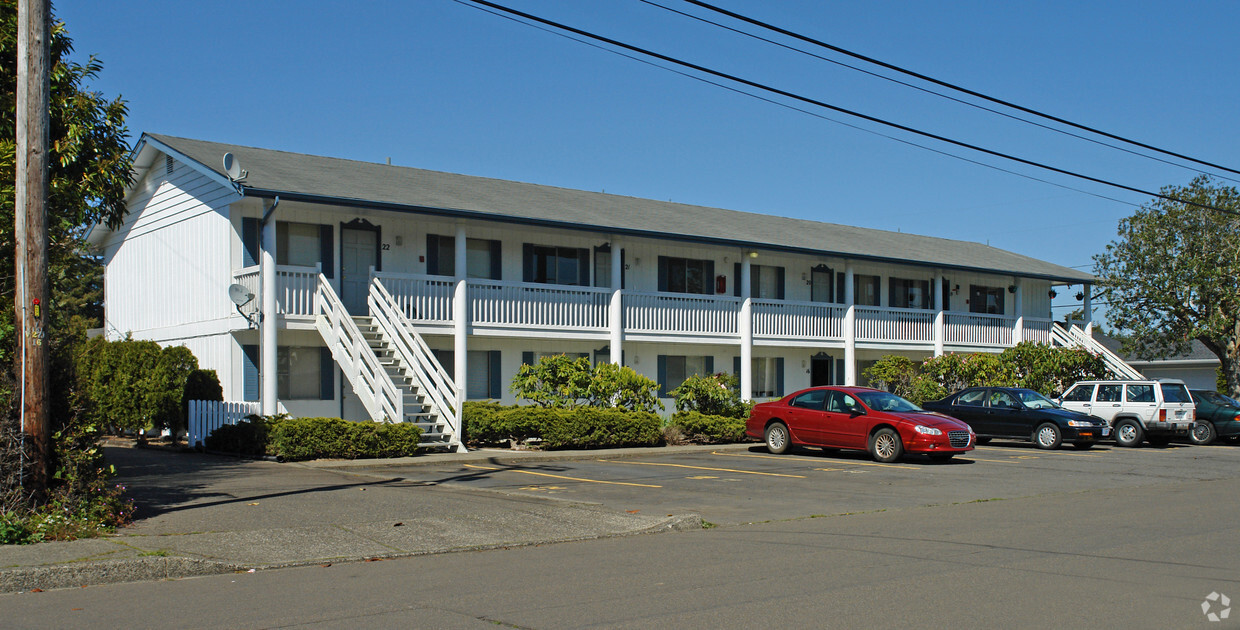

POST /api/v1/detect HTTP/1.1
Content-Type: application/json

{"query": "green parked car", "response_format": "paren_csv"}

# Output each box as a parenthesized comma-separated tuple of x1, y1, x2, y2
(1188, 390, 1240, 445)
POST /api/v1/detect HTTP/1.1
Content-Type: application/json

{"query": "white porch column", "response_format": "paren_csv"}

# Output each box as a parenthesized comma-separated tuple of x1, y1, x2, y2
(609, 240, 623, 365)
(260, 201, 278, 416)
(844, 263, 856, 386)
(933, 270, 944, 357)
(740, 255, 753, 401)
(1013, 279, 1024, 344)
(1082, 284, 1093, 327)
(453, 226, 468, 409)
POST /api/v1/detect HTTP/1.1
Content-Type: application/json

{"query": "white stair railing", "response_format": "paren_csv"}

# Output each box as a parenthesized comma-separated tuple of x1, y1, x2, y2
(369, 278, 463, 450)
(314, 274, 404, 423)
(1049, 322, 1144, 380)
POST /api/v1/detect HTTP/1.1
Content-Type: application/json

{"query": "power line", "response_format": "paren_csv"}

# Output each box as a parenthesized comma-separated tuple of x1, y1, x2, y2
(637, 0, 1240, 185)
(461, 0, 1239, 217)
(680, 0, 1240, 178)
(455, 1, 1137, 208)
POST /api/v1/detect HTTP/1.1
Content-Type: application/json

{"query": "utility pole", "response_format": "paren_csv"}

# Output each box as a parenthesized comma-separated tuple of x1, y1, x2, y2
(16, 0, 51, 494)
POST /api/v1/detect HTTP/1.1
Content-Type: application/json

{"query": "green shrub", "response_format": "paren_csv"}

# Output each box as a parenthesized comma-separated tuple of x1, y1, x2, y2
(670, 373, 748, 418)
(205, 416, 423, 461)
(463, 403, 663, 449)
(586, 362, 664, 412)
(538, 408, 663, 449)
(204, 415, 275, 456)
(670, 411, 748, 444)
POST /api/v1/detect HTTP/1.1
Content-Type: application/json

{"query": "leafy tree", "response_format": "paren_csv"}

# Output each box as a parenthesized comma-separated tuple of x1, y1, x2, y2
(510, 355, 593, 408)
(1094, 176, 1240, 397)
(669, 372, 749, 418)
(0, 0, 131, 347)
(586, 362, 663, 413)
(146, 345, 199, 439)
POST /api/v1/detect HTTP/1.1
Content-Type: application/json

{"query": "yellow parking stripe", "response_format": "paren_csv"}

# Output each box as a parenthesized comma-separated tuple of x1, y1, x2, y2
(965, 457, 1021, 464)
(461, 463, 662, 488)
(711, 450, 920, 471)
(605, 460, 806, 478)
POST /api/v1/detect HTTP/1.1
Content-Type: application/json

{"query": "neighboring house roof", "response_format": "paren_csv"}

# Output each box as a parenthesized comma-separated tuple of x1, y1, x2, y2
(104, 132, 1095, 283)
(1094, 332, 1220, 366)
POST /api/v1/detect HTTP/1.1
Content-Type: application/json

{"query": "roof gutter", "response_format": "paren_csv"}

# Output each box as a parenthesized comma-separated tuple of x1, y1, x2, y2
(239, 186, 1094, 285)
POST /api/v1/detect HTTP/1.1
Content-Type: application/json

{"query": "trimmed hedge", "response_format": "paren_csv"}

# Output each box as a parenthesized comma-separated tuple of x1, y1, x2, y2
(670, 411, 749, 444)
(204, 416, 422, 461)
(462, 402, 662, 449)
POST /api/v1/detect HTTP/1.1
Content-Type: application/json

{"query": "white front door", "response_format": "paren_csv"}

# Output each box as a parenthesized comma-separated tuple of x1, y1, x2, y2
(341, 227, 378, 314)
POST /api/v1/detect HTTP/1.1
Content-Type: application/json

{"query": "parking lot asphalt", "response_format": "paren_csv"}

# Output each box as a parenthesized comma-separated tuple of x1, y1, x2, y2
(3, 438, 1239, 596)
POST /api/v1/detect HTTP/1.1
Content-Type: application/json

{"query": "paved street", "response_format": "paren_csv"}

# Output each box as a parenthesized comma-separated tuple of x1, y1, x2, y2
(3, 441, 1239, 628)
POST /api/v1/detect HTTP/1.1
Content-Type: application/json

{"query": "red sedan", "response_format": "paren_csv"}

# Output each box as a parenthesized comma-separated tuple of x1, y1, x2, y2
(746, 386, 975, 462)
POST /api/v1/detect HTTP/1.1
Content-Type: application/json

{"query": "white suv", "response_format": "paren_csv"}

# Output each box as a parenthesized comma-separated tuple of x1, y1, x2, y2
(1058, 379, 1195, 447)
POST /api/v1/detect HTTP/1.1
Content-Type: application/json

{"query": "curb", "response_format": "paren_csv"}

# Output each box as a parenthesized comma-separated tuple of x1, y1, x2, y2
(0, 513, 704, 594)
(0, 556, 239, 594)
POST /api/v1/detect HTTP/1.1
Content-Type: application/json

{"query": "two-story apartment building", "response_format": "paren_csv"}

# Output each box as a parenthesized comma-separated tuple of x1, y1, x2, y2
(89, 134, 1095, 451)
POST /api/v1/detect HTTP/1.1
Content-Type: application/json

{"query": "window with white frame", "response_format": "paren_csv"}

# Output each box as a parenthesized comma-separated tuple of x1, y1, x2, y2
(658, 355, 712, 395)
(658, 256, 715, 294)
(426, 235, 501, 279)
(242, 345, 333, 401)
(889, 277, 931, 309)
(523, 244, 590, 286)
(854, 274, 881, 306)
(732, 356, 784, 398)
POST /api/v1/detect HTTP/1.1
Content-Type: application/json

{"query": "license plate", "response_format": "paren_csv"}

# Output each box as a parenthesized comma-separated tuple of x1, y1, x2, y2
(1102, 427, 1112, 437)
(1175, 409, 1186, 419)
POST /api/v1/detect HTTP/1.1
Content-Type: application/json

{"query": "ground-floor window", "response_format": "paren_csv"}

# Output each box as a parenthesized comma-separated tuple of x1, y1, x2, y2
(733, 357, 785, 398)
(658, 355, 713, 395)
(435, 349, 504, 400)
(243, 345, 333, 401)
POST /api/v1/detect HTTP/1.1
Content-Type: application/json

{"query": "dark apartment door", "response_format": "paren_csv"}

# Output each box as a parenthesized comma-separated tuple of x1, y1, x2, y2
(811, 354, 833, 387)
(340, 226, 379, 314)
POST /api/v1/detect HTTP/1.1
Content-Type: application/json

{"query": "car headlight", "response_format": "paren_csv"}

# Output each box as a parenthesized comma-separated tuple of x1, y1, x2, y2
(1066, 420, 1095, 428)
(914, 425, 942, 435)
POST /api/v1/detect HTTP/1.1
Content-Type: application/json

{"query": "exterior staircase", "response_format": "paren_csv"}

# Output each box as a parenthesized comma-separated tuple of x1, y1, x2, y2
(314, 274, 464, 451)
(1049, 321, 1145, 380)
(353, 317, 455, 445)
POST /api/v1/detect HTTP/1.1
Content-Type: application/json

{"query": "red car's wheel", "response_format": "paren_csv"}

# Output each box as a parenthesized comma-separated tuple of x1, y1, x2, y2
(765, 422, 790, 455)
(869, 427, 903, 463)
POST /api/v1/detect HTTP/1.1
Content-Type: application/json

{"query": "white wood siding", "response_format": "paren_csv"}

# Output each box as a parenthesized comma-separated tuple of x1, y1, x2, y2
(101, 154, 238, 346)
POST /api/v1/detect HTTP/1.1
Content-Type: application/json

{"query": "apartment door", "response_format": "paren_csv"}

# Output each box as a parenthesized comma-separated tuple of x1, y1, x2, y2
(810, 353, 833, 387)
(340, 222, 380, 314)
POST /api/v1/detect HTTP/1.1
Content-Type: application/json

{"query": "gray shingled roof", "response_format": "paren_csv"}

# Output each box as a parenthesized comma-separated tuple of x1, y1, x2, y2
(1095, 332, 1220, 363)
(141, 133, 1094, 283)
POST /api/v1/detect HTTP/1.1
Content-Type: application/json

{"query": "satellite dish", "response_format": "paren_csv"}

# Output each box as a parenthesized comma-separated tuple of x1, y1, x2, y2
(222, 153, 246, 181)
(227, 283, 254, 307)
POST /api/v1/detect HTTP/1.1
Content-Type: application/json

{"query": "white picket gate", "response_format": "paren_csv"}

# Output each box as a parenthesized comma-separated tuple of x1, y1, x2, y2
(187, 400, 288, 447)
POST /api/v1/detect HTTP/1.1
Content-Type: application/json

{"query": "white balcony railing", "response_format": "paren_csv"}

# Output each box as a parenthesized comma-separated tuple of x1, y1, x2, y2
(470, 279, 610, 331)
(753, 299, 845, 340)
(372, 271, 454, 323)
(855, 306, 935, 343)
(946, 312, 1015, 346)
(1022, 317, 1053, 344)
(625, 291, 741, 336)
(233, 264, 320, 318)
(249, 267, 1040, 349)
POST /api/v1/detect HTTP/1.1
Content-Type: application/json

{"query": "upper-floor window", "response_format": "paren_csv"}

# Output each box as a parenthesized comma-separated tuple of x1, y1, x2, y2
(969, 285, 1005, 314)
(854, 274, 881, 306)
(810, 265, 844, 303)
(889, 277, 931, 309)
(733, 263, 785, 299)
(658, 256, 715, 295)
(593, 245, 626, 289)
(242, 219, 333, 277)
(523, 244, 590, 286)
(427, 235, 501, 279)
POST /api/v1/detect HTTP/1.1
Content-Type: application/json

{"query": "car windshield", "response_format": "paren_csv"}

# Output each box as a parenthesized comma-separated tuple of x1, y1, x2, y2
(1160, 383, 1192, 403)
(855, 390, 923, 413)
(1013, 389, 1058, 409)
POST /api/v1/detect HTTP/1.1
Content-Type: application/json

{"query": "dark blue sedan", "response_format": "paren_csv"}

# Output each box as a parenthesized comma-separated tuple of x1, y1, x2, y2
(923, 387, 1109, 450)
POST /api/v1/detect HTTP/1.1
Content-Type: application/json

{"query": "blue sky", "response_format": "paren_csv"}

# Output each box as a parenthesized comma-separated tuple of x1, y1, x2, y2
(56, 1, 1240, 324)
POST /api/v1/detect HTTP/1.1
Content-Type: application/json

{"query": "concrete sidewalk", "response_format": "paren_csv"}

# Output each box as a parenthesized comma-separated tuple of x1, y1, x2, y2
(0, 443, 730, 593)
